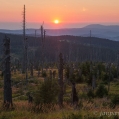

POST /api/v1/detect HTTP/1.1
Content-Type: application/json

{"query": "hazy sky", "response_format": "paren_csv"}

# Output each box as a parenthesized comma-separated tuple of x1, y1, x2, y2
(0, 0, 119, 29)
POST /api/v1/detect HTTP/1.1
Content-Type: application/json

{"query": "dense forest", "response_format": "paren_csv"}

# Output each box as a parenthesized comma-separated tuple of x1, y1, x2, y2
(0, 33, 119, 63)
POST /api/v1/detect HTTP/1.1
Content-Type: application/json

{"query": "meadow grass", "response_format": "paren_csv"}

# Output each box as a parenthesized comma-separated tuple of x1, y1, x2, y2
(1, 70, 119, 119)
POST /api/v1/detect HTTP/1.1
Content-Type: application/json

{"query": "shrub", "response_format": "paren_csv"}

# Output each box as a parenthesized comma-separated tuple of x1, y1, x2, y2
(87, 89, 95, 98)
(34, 79, 59, 105)
(96, 84, 108, 98)
(101, 71, 109, 84)
(28, 79, 38, 84)
(42, 71, 47, 77)
(111, 95, 119, 108)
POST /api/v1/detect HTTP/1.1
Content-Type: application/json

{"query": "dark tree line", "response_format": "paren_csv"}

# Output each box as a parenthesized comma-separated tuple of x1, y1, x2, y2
(0, 33, 119, 65)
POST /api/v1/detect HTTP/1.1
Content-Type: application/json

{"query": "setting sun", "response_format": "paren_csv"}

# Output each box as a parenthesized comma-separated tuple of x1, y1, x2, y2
(54, 20, 59, 24)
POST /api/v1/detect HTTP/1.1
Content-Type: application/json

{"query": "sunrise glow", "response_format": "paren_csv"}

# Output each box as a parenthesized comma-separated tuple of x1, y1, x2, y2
(54, 20, 59, 24)
(0, 0, 119, 29)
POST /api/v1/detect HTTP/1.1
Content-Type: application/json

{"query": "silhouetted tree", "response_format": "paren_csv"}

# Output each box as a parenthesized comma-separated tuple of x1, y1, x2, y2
(3, 36, 12, 108)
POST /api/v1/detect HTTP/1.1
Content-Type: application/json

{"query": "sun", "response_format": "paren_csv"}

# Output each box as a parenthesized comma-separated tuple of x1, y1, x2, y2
(54, 19, 59, 24)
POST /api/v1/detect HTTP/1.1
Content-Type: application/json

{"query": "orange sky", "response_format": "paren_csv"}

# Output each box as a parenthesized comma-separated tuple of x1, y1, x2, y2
(0, 0, 119, 29)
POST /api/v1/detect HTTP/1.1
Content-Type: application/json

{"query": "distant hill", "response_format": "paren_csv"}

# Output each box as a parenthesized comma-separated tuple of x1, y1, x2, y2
(0, 24, 119, 41)
(84, 24, 119, 30)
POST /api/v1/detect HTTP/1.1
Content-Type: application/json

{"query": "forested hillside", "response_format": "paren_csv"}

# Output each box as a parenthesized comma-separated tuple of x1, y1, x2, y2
(0, 33, 118, 63)
(1, 33, 119, 118)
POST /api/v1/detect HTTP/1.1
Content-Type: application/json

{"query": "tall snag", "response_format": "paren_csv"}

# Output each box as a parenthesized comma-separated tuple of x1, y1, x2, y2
(58, 53, 64, 107)
(41, 25, 46, 74)
(117, 51, 119, 78)
(3, 36, 12, 108)
(22, 5, 26, 73)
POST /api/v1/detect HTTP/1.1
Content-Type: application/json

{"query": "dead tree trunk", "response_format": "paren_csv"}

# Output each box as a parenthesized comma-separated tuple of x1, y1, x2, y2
(25, 38, 28, 83)
(30, 62, 33, 77)
(69, 63, 74, 79)
(22, 5, 26, 73)
(92, 75, 96, 90)
(71, 82, 78, 108)
(108, 63, 111, 92)
(41, 26, 46, 74)
(117, 51, 119, 78)
(49, 70, 52, 79)
(58, 53, 64, 107)
(3, 36, 12, 108)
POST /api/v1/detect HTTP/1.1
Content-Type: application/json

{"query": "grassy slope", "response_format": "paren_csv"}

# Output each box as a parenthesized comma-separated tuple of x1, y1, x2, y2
(0, 70, 119, 119)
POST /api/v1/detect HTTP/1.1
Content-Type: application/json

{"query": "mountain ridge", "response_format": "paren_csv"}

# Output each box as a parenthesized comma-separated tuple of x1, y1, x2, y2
(0, 24, 119, 41)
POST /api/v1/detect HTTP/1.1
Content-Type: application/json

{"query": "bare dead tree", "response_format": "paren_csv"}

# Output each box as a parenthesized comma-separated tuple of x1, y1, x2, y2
(41, 25, 43, 74)
(58, 53, 64, 107)
(49, 70, 52, 79)
(25, 38, 28, 83)
(117, 51, 119, 78)
(69, 63, 74, 79)
(30, 61, 33, 77)
(108, 63, 111, 92)
(22, 5, 26, 73)
(3, 36, 12, 108)
(90, 30, 94, 88)
(68, 42, 71, 62)
(41, 25, 46, 74)
(92, 75, 96, 90)
(33, 30, 37, 65)
(71, 82, 78, 108)
(22, 5, 28, 83)
(90, 30, 92, 68)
